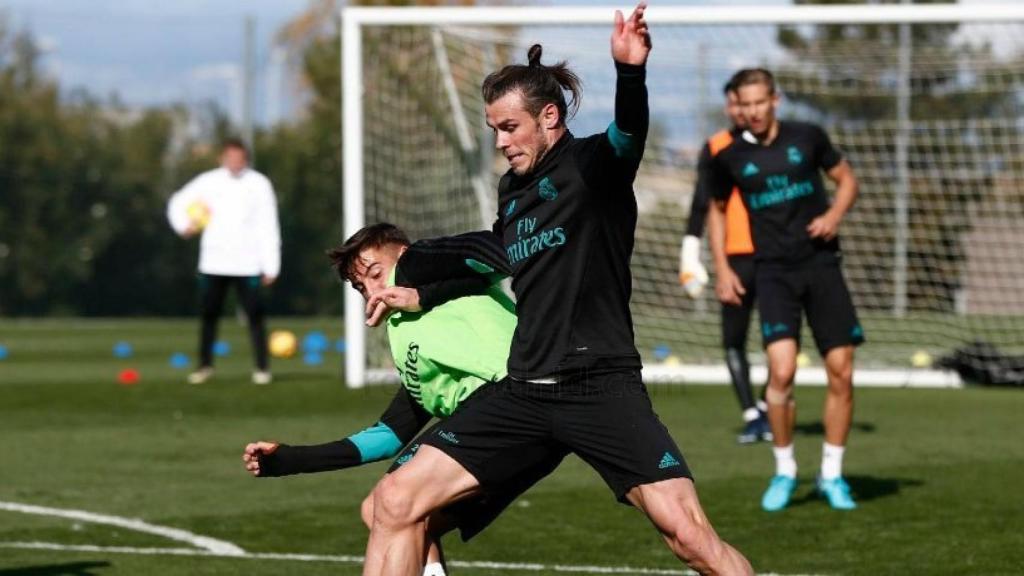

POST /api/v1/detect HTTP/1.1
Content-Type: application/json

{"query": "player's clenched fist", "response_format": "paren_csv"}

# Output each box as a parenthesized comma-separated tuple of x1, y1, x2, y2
(243, 441, 279, 477)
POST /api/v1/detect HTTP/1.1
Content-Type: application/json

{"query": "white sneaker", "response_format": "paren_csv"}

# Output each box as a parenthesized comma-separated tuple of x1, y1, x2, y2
(252, 370, 272, 385)
(187, 367, 214, 385)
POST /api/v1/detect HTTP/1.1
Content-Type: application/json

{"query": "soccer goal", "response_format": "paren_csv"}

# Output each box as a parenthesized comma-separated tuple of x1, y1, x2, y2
(342, 4, 1024, 389)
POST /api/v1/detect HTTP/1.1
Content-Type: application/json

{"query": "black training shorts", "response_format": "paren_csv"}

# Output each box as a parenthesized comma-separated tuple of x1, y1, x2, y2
(756, 255, 865, 356)
(415, 370, 692, 506)
(387, 430, 567, 541)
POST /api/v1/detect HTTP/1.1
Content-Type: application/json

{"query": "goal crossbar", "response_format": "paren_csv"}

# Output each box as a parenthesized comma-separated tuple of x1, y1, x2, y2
(345, 4, 1024, 26)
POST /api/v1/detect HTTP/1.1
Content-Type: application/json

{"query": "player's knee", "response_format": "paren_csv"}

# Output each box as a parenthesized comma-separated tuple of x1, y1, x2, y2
(667, 506, 719, 564)
(769, 361, 796, 388)
(830, 362, 853, 385)
(765, 384, 792, 406)
(824, 354, 854, 393)
(827, 370, 853, 398)
(372, 475, 419, 529)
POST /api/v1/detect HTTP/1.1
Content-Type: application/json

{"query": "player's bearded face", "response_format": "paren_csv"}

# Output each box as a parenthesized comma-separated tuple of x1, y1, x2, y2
(737, 83, 778, 138)
(486, 92, 554, 176)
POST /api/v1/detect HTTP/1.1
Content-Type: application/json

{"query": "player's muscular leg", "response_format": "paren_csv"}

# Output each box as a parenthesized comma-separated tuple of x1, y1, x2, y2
(627, 478, 753, 575)
(822, 345, 855, 446)
(765, 339, 798, 447)
(363, 446, 481, 576)
(362, 483, 451, 571)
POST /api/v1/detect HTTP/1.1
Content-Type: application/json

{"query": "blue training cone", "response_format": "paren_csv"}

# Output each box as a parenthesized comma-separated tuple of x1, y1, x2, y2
(653, 344, 671, 362)
(304, 351, 323, 366)
(113, 341, 133, 358)
(303, 331, 329, 354)
(169, 353, 190, 369)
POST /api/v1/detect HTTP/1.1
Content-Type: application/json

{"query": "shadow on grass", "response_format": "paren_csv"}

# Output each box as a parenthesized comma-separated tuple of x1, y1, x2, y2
(793, 421, 877, 435)
(786, 475, 924, 508)
(0, 562, 111, 576)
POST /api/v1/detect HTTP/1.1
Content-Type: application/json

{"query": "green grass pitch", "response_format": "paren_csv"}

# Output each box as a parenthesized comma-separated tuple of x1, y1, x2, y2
(0, 319, 1022, 575)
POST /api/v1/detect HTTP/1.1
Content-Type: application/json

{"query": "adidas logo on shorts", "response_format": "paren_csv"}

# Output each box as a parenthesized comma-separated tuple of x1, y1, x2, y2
(658, 452, 681, 469)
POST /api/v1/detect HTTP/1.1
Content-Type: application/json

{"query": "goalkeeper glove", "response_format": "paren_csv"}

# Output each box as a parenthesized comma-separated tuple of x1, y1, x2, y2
(679, 235, 708, 299)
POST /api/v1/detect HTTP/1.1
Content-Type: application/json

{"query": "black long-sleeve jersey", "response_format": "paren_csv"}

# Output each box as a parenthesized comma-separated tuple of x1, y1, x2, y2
(495, 62, 648, 379)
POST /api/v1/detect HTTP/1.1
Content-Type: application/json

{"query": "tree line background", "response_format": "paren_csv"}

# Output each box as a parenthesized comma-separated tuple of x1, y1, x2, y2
(0, 10, 344, 317)
(2, 0, 1021, 317)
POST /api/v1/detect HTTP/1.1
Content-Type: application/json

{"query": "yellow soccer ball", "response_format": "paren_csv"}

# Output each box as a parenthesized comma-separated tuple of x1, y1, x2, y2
(186, 200, 211, 230)
(911, 350, 932, 368)
(796, 352, 811, 368)
(269, 330, 297, 359)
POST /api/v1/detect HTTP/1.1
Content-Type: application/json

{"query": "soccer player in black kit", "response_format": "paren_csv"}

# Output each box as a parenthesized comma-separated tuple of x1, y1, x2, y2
(683, 79, 772, 444)
(360, 4, 753, 575)
(708, 68, 863, 512)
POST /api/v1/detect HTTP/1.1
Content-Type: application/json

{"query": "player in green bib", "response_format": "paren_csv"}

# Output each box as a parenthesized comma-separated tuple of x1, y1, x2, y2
(383, 265, 513, 418)
(242, 223, 563, 576)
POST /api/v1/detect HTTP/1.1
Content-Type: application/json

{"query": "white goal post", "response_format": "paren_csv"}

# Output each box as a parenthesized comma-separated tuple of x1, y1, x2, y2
(342, 4, 1024, 389)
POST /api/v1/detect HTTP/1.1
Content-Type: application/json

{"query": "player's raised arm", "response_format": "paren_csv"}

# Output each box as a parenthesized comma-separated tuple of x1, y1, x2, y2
(606, 2, 650, 161)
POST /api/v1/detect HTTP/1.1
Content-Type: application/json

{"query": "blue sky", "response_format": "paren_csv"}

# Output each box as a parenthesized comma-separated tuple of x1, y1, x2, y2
(0, 0, 792, 125)
(0, 0, 1015, 129)
(2, 0, 303, 124)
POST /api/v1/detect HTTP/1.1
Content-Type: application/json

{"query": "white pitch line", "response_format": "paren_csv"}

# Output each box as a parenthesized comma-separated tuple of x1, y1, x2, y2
(0, 501, 245, 556)
(0, 541, 823, 576)
(0, 542, 683, 574)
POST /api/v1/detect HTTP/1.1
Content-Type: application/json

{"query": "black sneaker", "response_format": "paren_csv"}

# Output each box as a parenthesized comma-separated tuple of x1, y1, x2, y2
(738, 413, 773, 444)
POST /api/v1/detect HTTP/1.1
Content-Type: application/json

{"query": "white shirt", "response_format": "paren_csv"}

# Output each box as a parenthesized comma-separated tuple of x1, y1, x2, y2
(167, 167, 281, 278)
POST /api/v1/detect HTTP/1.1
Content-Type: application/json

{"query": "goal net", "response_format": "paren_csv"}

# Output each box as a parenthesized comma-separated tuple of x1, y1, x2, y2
(342, 4, 1024, 388)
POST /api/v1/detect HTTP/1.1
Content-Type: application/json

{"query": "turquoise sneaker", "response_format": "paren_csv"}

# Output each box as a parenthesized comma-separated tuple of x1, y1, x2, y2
(761, 475, 797, 512)
(817, 476, 857, 510)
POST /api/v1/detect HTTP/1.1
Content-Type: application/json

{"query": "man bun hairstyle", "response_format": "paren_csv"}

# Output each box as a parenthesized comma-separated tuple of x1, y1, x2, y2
(327, 222, 411, 283)
(526, 43, 544, 68)
(482, 44, 582, 126)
